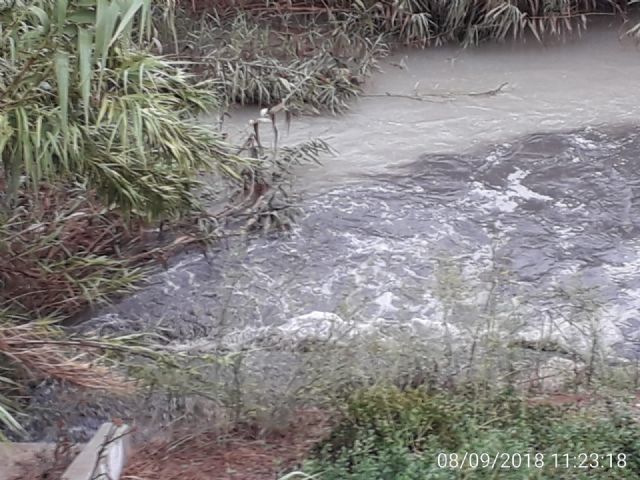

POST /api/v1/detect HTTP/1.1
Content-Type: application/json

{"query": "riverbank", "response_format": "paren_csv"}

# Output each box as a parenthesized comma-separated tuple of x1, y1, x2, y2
(213, 18, 640, 191)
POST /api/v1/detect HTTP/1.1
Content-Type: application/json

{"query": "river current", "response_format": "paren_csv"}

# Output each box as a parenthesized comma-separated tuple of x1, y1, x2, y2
(85, 23, 640, 360)
(19, 20, 640, 444)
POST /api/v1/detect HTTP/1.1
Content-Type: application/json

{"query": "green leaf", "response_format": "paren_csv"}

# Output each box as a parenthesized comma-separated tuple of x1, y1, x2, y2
(54, 50, 70, 134)
(54, 50, 70, 167)
(0, 402, 24, 434)
(27, 6, 50, 30)
(67, 9, 97, 24)
(55, 0, 68, 28)
(139, 0, 152, 42)
(109, 0, 144, 48)
(95, 0, 119, 88)
(78, 28, 94, 124)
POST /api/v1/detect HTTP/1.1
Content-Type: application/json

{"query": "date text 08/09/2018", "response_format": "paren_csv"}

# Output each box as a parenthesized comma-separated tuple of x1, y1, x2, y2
(436, 452, 629, 470)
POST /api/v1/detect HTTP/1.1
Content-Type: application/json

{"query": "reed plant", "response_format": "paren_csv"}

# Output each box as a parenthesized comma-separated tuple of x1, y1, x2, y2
(164, 0, 634, 114)
(183, 0, 628, 47)
(0, 0, 248, 219)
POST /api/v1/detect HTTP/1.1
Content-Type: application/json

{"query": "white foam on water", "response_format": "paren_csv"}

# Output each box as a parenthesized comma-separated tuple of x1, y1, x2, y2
(468, 182, 519, 213)
(506, 169, 553, 202)
(603, 253, 640, 283)
(374, 292, 399, 314)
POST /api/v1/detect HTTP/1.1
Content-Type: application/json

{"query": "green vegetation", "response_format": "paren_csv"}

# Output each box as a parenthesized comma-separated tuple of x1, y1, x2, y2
(0, 0, 325, 436)
(0, 0, 228, 435)
(301, 386, 640, 479)
(201, 0, 628, 47)
(169, 12, 386, 113)
(167, 0, 637, 114)
(0, 0, 244, 218)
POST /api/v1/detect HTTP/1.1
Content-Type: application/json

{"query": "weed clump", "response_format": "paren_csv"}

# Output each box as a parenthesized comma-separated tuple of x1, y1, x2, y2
(169, 12, 388, 114)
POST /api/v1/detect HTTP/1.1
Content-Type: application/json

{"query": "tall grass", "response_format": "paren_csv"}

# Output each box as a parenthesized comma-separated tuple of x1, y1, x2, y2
(164, 0, 634, 114)
(167, 11, 387, 113)
(184, 0, 628, 47)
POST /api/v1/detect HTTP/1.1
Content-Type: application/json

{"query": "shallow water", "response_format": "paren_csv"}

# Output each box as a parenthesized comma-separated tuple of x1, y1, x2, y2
(87, 22, 640, 358)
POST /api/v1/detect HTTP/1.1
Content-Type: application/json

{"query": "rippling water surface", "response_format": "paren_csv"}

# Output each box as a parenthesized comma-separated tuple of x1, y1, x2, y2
(87, 23, 640, 358)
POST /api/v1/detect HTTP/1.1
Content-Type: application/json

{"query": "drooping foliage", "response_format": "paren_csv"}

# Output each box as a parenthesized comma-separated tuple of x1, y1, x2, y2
(183, 0, 629, 47)
(0, 0, 246, 436)
(0, 0, 243, 219)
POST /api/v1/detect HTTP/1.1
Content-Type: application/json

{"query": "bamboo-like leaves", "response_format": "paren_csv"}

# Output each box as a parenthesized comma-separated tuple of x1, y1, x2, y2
(56, 0, 69, 27)
(54, 50, 70, 134)
(109, 0, 144, 48)
(28, 5, 51, 31)
(95, 0, 120, 89)
(78, 27, 94, 123)
(0, 0, 240, 218)
(215, 0, 622, 47)
(0, 400, 24, 436)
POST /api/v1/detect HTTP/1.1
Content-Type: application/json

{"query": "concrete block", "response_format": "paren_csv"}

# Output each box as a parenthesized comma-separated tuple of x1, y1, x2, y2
(61, 423, 131, 480)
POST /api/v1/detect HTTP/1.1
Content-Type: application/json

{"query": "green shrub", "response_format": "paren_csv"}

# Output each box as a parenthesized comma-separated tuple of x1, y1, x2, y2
(305, 386, 640, 479)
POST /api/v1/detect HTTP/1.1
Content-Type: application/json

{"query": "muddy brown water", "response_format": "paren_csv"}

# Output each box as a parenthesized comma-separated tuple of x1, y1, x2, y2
(23, 22, 640, 441)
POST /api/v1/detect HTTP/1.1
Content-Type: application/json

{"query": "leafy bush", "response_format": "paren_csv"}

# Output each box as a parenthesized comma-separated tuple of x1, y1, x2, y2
(0, 0, 244, 436)
(169, 12, 387, 114)
(304, 386, 640, 479)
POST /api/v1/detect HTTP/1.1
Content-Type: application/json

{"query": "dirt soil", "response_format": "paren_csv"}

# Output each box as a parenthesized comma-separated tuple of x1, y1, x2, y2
(122, 409, 331, 480)
(7, 441, 80, 480)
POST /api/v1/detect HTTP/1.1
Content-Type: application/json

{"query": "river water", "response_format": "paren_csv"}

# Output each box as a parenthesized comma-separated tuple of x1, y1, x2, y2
(20, 20, 640, 443)
(86, 23, 640, 360)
